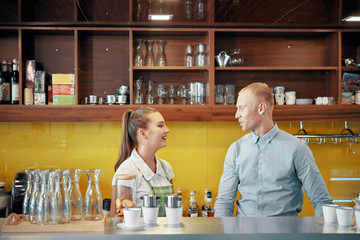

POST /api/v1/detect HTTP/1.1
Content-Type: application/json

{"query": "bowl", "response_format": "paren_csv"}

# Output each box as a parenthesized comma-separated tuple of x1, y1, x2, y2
(296, 98, 313, 105)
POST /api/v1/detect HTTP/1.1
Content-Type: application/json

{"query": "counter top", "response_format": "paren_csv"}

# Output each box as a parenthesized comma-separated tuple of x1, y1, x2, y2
(1, 216, 359, 240)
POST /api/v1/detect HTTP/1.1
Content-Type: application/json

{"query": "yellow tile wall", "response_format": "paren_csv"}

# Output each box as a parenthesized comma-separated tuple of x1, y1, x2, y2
(0, 121, 359, 216)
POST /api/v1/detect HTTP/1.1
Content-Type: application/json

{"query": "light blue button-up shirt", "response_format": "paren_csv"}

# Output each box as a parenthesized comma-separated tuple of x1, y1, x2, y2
(214, 124, 332, 217)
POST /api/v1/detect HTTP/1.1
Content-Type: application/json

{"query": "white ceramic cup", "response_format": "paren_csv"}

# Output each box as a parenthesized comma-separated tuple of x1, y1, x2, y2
(165, 207, 182, 225)
(142, 206, 159, 225)
(355, 209, 360, 228)
(123, 208, 142, 228)
(322, 204, 339, 223)
(336, 206, 354, 226)
(275, 93, 285, 105)
(285, 91, 296, 105)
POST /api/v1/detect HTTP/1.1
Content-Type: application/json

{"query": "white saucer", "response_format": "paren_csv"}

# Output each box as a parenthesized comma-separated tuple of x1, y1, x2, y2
(117, 222, 147, 231)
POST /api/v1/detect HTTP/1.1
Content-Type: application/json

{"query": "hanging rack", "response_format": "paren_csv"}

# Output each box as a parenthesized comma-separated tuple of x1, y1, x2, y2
(294, 121, 360, 144)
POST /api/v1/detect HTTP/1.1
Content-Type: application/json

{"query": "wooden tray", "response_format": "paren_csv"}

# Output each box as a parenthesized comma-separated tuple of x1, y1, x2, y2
(2, 213, 106, 233)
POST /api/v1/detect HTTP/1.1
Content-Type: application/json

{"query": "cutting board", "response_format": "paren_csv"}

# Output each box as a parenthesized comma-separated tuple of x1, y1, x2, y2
(2, 213, 106, 233)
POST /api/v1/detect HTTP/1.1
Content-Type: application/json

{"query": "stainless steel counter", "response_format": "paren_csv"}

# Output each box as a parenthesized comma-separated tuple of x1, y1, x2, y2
(1, 217, 359, 240)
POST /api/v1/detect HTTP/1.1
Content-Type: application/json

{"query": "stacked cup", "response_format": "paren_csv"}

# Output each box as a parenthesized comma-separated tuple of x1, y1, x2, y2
(322, 204, 355, 226)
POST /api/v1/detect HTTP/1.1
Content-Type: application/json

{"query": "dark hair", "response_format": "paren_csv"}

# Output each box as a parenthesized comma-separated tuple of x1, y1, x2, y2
(114, 107, 159, 171)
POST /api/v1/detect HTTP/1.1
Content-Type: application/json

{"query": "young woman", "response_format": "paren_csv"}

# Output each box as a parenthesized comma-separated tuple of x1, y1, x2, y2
(110, 107, 174, 217)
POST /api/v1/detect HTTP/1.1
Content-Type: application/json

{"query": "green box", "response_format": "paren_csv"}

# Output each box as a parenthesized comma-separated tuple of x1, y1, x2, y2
(53, 95, 75, 105)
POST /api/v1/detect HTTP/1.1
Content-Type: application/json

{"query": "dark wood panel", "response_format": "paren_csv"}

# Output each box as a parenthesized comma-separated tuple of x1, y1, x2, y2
(0, 30, 18, 60)
(78, 31, 129, 99)
(21, 0, 74, 22)
(214, 0, 339, 25)
(0, 0, 18, 23)
(215, 32, 336, 67)
(77, 0, 129, 23)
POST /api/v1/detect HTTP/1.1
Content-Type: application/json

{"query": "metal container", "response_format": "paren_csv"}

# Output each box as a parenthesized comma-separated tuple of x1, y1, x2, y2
(116, 95, 128, 105)
(166, 194, 181, 208)
(0, 182, 11, 217)
(140, 194, 160, 207)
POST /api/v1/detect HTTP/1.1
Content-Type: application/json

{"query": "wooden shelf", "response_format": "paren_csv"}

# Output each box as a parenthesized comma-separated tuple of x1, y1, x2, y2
(215, 66, 338, 71)
(1, 104, 360, 122)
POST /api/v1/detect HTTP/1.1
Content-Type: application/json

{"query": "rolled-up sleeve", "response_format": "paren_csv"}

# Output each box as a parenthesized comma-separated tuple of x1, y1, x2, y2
(214, 143, 240, 217)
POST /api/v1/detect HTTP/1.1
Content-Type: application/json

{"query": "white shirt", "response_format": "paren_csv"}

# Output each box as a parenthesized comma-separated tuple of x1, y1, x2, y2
(112, 149, 174, 207)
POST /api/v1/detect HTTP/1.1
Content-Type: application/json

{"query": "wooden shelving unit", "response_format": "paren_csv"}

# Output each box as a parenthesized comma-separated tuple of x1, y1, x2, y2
(0, 0, 360, 122)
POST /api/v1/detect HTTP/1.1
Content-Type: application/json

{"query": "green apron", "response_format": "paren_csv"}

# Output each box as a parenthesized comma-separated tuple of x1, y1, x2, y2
(144, 179, 173, 217)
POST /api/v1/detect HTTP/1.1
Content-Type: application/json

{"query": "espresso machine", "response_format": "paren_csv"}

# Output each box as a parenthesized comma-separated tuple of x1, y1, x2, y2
(11, 171, 27, 214)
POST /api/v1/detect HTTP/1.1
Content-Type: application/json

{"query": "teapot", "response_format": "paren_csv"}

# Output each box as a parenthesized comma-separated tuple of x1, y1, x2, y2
(215, 51, 230, 67)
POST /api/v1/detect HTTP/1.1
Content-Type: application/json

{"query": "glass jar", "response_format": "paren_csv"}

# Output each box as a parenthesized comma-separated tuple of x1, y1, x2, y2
(146, 80, 154, 104)
(224, 84, 235, 105)
(185, 45, 194, 67)
(134, 77, 144, 104)
(196, 43, 207, 67)
(229, 49, 244, 66)
(215, 84, 225, 105)
(115, 174, 137, 218)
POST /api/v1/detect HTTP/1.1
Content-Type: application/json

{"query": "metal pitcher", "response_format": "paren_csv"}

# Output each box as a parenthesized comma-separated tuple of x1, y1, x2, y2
(215, 51, 230, 67)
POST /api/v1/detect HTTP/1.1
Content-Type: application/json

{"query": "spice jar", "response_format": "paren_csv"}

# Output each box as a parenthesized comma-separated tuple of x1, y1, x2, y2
(115, 174, 137, 218)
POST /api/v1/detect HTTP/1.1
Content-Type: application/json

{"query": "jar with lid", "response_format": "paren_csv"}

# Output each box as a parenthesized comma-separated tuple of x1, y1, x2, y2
(114, 174, 137, 218)
(196, 43, 207, 67)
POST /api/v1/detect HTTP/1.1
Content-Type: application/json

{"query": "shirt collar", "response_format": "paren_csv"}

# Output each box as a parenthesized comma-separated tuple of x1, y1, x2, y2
(131, 148, 167, 181)
(250, 123, 279, 145)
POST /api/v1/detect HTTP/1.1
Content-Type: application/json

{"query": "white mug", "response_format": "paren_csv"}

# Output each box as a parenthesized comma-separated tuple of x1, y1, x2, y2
(285, 91, 296, 105)
(336, 206, 353, 226)
(275, 93, 285, 105)
(274, 86, 285, 95)
(322, 204, 339, 223)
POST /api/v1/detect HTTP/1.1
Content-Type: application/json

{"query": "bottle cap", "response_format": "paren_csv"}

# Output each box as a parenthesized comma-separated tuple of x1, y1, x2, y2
(0, 182, 5, 188)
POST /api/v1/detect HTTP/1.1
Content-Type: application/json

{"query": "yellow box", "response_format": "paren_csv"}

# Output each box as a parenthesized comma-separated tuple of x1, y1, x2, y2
(52, 74, 75, 84)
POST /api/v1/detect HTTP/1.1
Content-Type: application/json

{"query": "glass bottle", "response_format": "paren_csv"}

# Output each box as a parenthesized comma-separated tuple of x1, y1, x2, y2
(185, 0, 192, 21)
(146, 80, 154, 104)
(201, 188, 209, 217)
(59, 170, 71, 224)
(10, 59, 19, 104)
(69, 169, 83, 221)
(177, 188, 186, 217)
(134, 77, 144, 104)
(84, 169, 103, 220)
(196, 43, 207, 67)
(1, 60, 10, 104)
(37, 170, 50, 225)
(185, 45, 194, 67)
(157, 84, 166, 104)
(29, 169, 40, 224)
(203, 190, 214, 217)
(134, 38, 144, 67)
(188, 190, 198, 217)
(179, 85, 187, 105)
(156, 40, 167, 67)
(168, 85, 176, 104)
(48, 171, 58, 224)
(136, 0, 142, 21)
(197, 0, 205, 21)
(22, 170, 33, 220)
(144, 40, 155, 66)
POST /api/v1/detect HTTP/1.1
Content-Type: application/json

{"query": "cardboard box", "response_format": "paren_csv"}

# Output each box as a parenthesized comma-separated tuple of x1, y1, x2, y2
(53, 95, 75, 105)
(35, 70, 45, 93)
(52, 84, 75, 95)
(52, 74, 75, 84)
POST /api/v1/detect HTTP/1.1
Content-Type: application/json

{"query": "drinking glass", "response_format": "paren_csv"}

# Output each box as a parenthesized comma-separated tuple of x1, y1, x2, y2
(157, 84, 166, 104)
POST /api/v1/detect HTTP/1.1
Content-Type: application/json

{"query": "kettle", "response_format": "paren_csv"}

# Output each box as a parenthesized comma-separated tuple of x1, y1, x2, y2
(215, 51, 230, 67)
(140, 194, 160, 207)
(166, 194, 181, 208)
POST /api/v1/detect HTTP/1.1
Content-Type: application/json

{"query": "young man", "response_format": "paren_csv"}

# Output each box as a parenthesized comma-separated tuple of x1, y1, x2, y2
(214, 82, 332, 217)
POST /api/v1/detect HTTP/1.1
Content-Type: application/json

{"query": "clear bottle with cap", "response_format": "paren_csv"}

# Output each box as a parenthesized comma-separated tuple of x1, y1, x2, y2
(177, 188, 186, 217)
(203, 190, 214, 217)
(201, 188, 209, 217)
(115, 174, 137, 218)
(185, 45, 194, 67)
(188, 190, 198, 217)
